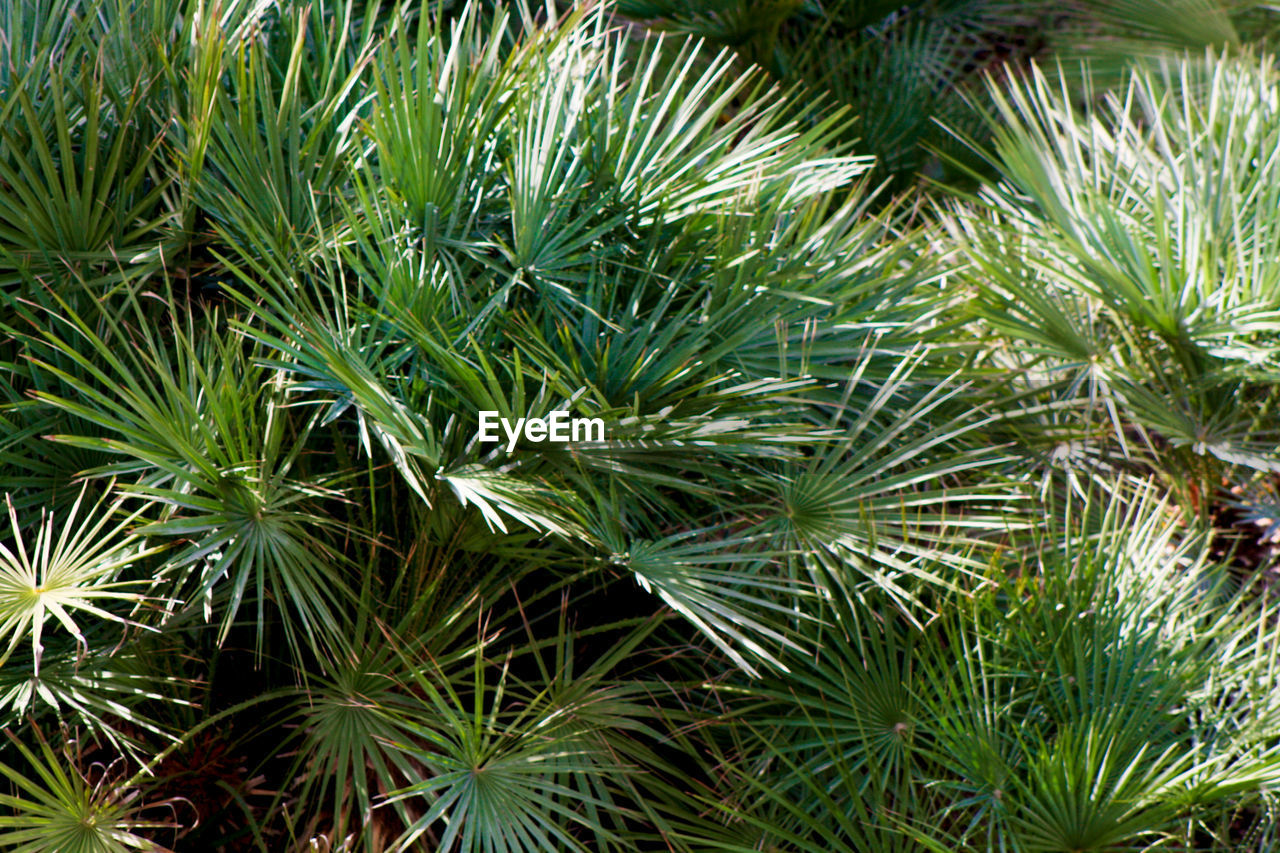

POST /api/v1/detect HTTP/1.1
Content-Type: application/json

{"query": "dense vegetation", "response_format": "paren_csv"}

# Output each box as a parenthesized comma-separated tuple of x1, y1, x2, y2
(2, 0, 1280, 850)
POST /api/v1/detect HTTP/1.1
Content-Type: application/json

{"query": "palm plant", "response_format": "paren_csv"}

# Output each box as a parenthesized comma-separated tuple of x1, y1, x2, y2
(616, 0, 1280, 192)
(1, 0, 1278, 849)
(617, 0, 1064, 191)
(0, 727, 172, 853)
(946, 52, 1280, 514)
(691, 481, 1280, 852)
(0, 13, 171, 289)
(217, 0, 1012, 673)
(0, 0, 1014, 846)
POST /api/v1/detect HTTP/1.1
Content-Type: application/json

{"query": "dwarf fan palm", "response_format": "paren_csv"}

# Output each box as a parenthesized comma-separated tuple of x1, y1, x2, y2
(947, 52, 1280, 513)
(690, 481, 1280, 851)
(7, 0, 1259, 849)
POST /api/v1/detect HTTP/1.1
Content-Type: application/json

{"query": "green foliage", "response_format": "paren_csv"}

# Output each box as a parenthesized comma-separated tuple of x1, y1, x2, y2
(618, 0, 1059, 191)
(690, 484, 1280, 851)
(0, 0, 1277, 850)
(617, 0, 1280, 191)
(0, 728, 165, 853)
(947, 52, 1280, 509)
(0, 14, 170, 287)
